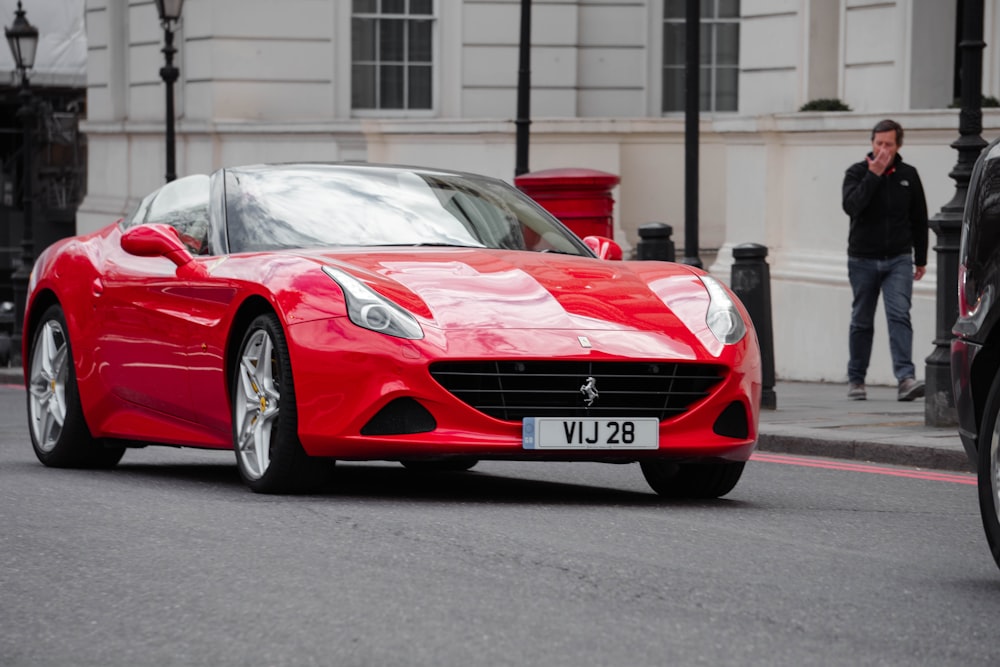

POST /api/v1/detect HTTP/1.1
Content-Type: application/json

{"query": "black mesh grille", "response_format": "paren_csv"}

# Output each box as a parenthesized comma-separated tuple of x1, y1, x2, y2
(361, 398, 436, 436)
(429, 361, 726, 422)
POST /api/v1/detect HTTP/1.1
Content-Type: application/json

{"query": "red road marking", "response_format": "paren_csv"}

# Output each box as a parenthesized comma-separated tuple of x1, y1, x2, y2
(751, 451, 976, 485)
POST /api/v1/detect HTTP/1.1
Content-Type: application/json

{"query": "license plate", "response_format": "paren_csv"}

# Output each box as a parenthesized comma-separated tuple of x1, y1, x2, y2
(522, 417, 659, 450)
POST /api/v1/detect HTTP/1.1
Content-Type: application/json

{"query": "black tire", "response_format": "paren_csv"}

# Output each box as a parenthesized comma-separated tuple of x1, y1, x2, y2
(401, 458, 479, 472)
(640, 460, 745, 499)
(232, 313, 331, 493)
(977, 371, 1000, 569)
(27, 305, 125, 469)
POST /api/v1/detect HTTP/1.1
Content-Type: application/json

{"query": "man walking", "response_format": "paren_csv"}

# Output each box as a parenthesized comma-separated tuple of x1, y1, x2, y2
(842, 119, 928, 402)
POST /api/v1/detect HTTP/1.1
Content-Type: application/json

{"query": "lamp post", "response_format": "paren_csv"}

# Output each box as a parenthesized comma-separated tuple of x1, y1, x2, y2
(6, 0, 38, 365)
(681, 0, 702, 268)
(924, 0, 986, 426)
(514, 0, 531, 177)
(155, 0, 184, 183)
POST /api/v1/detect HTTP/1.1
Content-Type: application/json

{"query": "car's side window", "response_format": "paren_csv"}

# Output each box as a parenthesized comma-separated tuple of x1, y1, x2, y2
(142, 174, 213, 255)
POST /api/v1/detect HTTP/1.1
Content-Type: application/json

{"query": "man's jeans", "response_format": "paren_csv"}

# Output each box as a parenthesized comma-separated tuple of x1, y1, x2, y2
(847, 254, 915, 384)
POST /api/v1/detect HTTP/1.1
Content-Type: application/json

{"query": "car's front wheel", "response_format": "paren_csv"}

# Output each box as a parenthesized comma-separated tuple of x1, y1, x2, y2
(27, 304, 125, 468)
(640, 460, 745, 499)
(977, 373, 1000, 569)
(232, 313, 331, 494)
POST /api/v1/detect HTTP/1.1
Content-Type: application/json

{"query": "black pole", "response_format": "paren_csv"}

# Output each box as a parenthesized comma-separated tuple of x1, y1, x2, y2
(925, 0, 986, 426)
(160, 23, 179, 183)
(682, 0, 701, 268)
(514, 0, 531, 177)
(731, 244, 776, 409)
(10, 74, 34, 365)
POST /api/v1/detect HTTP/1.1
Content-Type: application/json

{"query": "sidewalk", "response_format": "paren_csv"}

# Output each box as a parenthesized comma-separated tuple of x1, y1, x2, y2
(0, 366, 973, 473)
(757, 381, 972, 473)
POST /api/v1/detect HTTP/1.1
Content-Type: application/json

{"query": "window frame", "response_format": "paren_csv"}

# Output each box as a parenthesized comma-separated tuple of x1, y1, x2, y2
(350, 0, 438, 117)
(661, 0, 740, 114)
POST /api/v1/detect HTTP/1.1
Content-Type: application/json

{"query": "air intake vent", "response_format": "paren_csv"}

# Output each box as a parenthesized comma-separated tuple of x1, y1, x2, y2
(429, 360, 725, 422)
(361, 398, 436, 436)
(713, 400, 749, 439)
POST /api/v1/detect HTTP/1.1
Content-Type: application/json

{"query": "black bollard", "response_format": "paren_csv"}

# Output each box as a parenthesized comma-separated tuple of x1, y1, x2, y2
(730, 243, 776, 410)
(637, 222, 676, 261)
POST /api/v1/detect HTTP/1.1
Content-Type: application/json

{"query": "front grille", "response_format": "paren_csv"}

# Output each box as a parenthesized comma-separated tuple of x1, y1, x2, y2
(429, 360, 725, 422)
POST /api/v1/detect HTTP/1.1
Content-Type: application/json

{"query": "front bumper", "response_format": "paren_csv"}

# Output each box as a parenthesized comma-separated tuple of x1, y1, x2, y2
(951, 336, 981, 467)
(287, 318, 762, 462)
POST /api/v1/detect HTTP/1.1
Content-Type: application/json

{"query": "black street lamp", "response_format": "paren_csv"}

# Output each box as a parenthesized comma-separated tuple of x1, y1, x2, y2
(6, 0, 38, 365)
(155, 0, 184, 183)
(924, 0, 986, 426)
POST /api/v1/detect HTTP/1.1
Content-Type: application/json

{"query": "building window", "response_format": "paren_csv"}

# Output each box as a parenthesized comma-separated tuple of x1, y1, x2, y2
(352, 0, 434, 110)
(662, 0, 739, 113)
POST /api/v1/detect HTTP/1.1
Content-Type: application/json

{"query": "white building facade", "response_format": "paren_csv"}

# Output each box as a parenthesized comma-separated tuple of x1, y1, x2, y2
(79, 0, 1000, 385)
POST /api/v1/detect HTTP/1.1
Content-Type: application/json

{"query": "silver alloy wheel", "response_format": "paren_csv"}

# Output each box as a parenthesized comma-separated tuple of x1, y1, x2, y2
(235, 328, 281, 480)
(28, 320, 69, 453)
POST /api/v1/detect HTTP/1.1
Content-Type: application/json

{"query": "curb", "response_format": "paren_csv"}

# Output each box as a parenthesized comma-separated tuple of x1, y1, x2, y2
(756, 433, 974, 473)
(0, 368, 23, 386)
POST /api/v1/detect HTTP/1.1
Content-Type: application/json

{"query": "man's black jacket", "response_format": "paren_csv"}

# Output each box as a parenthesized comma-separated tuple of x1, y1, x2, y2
(842, 153, 929, 266)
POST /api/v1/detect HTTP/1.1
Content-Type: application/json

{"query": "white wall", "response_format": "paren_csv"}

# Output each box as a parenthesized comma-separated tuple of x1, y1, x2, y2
(740, 0, 801, 114)
(77, 0, 1000, 387)
(842, 1, 907, 112)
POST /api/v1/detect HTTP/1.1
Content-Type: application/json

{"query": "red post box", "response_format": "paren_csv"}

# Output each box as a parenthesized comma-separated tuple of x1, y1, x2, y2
(514, 168, 620, 239)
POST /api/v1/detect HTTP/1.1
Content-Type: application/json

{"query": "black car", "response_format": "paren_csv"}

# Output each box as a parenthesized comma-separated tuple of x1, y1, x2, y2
(953, 135, 1000, 568)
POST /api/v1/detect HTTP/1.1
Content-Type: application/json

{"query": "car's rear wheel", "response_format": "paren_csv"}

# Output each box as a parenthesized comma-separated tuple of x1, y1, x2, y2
(27, 305, 125, 468)
(401, 458, 479, 472)
(977, 372, 1000, 569)
(640, 460, 745, 498)
(232, 313, 331, 493)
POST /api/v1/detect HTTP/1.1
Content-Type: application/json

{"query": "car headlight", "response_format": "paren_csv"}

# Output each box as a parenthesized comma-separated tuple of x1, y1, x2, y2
(699, 275, 747, 344)
(322, 266, 424, 340)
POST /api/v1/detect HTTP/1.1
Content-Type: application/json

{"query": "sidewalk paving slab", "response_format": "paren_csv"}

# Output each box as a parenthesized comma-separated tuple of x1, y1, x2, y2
(758, 381, 972, 473)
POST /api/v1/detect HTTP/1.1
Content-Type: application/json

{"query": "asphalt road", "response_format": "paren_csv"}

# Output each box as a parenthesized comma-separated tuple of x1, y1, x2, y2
(2, 383, 1000, 667)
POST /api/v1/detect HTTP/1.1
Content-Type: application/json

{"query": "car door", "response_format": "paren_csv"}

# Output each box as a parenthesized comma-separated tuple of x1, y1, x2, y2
(93, 176, 212, 425)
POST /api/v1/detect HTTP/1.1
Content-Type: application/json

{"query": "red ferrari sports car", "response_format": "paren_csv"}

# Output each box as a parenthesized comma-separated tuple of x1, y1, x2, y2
(24, 163, 761, 495)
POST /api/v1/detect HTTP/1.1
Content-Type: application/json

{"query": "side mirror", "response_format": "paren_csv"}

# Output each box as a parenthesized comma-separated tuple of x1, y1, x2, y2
(582, 235, 623, 261)
(121, 224, 208, 278)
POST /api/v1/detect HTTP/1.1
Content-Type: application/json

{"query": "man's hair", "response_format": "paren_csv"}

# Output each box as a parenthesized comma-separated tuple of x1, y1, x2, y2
(871, 119, 904, 147)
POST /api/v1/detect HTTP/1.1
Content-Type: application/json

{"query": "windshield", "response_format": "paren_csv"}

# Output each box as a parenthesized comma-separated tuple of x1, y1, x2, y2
(224, 164, 590, 256)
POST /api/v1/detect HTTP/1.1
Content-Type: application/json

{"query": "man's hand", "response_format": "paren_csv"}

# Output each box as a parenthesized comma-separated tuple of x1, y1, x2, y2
(867, 148, 893, 176)
(914, 265, 926, 281)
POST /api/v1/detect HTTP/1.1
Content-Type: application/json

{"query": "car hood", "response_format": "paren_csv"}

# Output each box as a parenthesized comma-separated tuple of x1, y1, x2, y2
(309, 248, 709, 335)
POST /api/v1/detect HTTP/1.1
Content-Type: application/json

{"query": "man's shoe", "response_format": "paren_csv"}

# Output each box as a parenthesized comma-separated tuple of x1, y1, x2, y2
(847, 383, 866, 400)
(898, 377, 925, 402)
